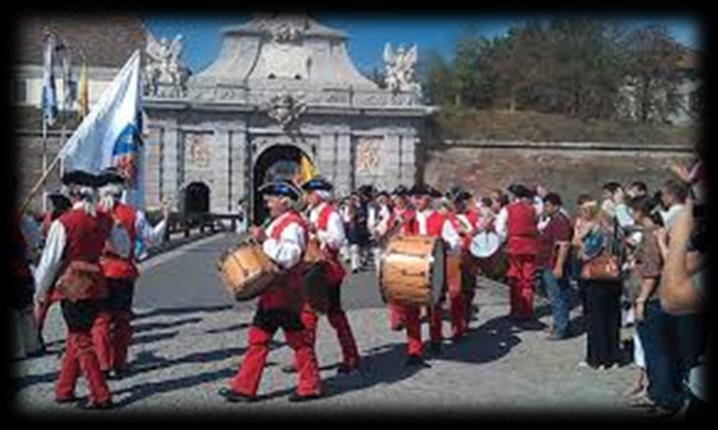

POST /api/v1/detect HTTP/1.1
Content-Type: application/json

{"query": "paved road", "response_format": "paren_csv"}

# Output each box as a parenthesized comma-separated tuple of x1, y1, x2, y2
(135, 233, 387, 312)
(12, 233, 660, 418)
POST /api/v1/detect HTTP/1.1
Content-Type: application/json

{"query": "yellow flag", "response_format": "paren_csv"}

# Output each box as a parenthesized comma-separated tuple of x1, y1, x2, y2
(78, 54, 89, 118)
(299, 155, 317, 184)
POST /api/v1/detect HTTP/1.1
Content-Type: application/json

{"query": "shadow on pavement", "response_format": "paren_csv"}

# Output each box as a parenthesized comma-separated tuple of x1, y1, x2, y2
(132, 305, 234, 321)
(440, 314, 523, 364)
(203, 322, 252, 335)
(133, 317, 203, 334)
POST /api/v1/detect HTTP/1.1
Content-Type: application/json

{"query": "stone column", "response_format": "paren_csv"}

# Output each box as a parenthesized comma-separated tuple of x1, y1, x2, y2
(161, 120, 181, 210)
(230, 124, 248, 214)
(400, 134, 417, 186)
(382, 132, 401, 191)
(335, 129, 352, 196)
(211, 127, 231, 213)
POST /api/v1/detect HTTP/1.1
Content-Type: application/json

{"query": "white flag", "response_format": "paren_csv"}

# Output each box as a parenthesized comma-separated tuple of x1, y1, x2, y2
(61, 50, 145, 208)
(41, 33, 58, 126)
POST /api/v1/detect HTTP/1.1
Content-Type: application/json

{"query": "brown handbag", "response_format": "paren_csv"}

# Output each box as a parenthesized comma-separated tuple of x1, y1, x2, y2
(56, 261, 108, 302)
(580, 251, 620, 280)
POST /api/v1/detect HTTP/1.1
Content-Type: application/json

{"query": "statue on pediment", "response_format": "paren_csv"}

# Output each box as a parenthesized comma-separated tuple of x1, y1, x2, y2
(383, 43, 421, 95)
(145, 33, 191, 96)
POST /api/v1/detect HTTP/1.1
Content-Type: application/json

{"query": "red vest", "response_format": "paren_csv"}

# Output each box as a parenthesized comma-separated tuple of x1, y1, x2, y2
(506, 201, 538, 255)
(315, 203, 347, 285)
(52, 208, 113, 301)
(100, 202, 139, 280)
(393, 208, 418, 235)
(425, 211, 445, 237)
(457, 211, 478, 251)
(258, 211, 308, 310)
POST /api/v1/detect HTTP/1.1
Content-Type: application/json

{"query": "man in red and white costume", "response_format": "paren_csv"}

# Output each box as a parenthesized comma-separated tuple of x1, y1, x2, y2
(494, 184, 540, 326)
(450, 188, 480, 330)
(293, 176, 360, 374)
(220, 180, 322, 403)
(92, 167, 169, 379)
(402, 184, 461, 365)
(34, 170, 131, 410)
(383, 185, 417, 331)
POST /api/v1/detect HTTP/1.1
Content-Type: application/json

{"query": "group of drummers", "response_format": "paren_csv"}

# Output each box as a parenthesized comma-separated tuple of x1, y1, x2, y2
(12, 166, 544, 408)
(216, 176, 545, 403)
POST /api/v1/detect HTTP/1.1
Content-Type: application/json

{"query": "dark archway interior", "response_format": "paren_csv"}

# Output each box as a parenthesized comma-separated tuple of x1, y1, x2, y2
(252, 145, 307, 225)
(181, 182, 210, 215)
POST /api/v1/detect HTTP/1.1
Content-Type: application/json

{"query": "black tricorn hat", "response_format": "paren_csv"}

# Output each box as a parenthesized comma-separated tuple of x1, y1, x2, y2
(61, 170, 100, 187)
(301, 176, 333, 192)
(258, 180, 302, 201)
(98, 166, 127, 186)
(48, 190, 71, 209)
(392, 185, 410, 196)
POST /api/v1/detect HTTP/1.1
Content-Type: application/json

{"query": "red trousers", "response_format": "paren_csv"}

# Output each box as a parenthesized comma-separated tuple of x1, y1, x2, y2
(506, 253, 536, 318)
(56, 329, 111, 404)
(403, 302, 443, 356)
(230, 325, 321, 397)
(448, 293, 467, 338)
(388, 302, 405, 330)
(92, 310, 132, 372)
(300, 302, 360, 369)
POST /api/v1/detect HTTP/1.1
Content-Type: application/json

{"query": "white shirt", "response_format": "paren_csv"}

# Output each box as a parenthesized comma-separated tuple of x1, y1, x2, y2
(415, 209, 461, 254)
(494, 207, 509, 243)
(613, 203, 634, 229)
(34, 203, 131, 302)
(134, 210, 167, 248)
(370, 204, 392, 238)
(262, 211, 306, 270)
(661, 204, 684, 231)
(309, 202, 346, 251)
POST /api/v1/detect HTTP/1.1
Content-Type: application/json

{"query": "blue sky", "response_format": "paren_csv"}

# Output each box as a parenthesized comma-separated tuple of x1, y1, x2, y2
(142, 14, 701, 75)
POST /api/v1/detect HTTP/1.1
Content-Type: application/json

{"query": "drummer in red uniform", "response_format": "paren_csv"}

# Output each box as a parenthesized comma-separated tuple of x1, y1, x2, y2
(402, 184, 461, 364)
(449, 188, 480, 330)
(494, 184, 542, 328)
(220, 180, 322, 403)
(290, 176, 360, 375)
(383, 185, 417, 331)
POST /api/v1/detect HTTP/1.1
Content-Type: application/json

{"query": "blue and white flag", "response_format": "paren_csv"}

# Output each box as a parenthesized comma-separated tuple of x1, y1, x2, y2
(41, 33, 58, 127)
(60, 50, 145, 209)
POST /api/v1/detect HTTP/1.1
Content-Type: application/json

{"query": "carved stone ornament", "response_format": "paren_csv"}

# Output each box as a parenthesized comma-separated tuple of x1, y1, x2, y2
(263, 91, 307, 129)
(355, 137, 381, 174)
(254, 16, 307, 43)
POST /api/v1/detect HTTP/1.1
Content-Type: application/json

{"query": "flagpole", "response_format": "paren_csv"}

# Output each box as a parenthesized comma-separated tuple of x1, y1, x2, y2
(41, 111, 48, 213)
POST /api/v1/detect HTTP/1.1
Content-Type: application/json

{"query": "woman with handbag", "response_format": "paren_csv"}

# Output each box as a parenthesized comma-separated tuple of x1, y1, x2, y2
(575, 198, 624, 370)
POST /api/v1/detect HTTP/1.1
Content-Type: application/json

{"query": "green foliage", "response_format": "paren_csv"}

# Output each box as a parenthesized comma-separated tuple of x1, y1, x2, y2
(420, 19, 697, 125)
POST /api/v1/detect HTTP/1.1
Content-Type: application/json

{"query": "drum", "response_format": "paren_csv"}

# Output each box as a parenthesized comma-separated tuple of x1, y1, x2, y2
(469, 232, 500, 259)
(217, 241, 281, 301)
(479, 249, 508, 281)
(379, 235, 445, 307)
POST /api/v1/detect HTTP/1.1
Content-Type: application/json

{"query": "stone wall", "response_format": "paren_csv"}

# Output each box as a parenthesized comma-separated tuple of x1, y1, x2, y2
(421, 140, 693, 212)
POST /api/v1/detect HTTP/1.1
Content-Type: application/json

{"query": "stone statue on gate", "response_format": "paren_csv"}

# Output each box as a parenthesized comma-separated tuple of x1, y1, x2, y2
(383, 43, 421, 95)
(145, 33, 191, 97)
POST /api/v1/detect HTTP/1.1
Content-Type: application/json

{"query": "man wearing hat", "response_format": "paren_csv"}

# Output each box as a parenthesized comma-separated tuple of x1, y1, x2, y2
(92, 167, 169, 379)
(34, 170, 131, 409)
(495, 184, 540, 325)
(294, 176, 360, 374)
(369, 190, 393, 273)
(346, 189, 371, 273)
(449, 188, 481, 333)
(401, 183, 461, 363)
(379, 185, 417, 332)
(220, 180, 322, 403)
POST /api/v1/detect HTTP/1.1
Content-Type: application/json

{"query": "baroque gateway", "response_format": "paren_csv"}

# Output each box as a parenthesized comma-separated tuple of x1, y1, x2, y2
(143, 13, 429, 222)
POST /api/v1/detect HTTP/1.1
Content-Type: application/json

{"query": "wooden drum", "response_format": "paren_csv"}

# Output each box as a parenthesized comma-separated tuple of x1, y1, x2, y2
(379, 235, 445, 307)
(217, 240, 280, 301)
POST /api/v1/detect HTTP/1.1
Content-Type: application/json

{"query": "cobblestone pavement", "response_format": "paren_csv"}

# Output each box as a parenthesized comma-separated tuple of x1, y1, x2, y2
(12, 234, 656, 417)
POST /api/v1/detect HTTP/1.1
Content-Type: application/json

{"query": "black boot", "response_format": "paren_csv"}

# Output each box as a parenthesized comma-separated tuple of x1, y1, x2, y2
(218, 388, 257, 403)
